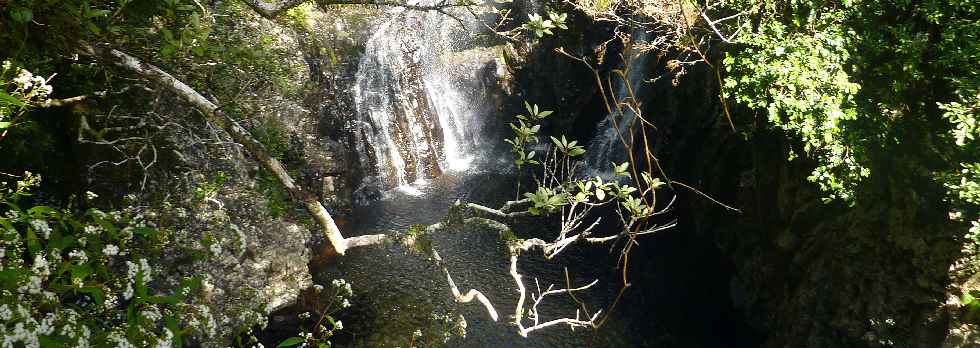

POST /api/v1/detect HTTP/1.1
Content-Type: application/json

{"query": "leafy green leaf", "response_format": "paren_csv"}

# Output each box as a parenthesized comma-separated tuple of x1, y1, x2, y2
(0, 90, 27, 108)
(277, 337, 305, 347)
(9, 8, 32, 23)
(78, 286, 104, 305)
(28, 205, 58, 217)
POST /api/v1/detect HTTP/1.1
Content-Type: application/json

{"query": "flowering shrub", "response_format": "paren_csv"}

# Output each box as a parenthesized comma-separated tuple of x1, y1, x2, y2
(1, 61, 54, 141)
(0, 173, 209, 347)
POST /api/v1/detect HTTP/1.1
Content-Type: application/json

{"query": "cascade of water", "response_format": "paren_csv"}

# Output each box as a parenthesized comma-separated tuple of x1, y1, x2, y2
(584, 30, 652, 177)
(352, 8, 486, 191)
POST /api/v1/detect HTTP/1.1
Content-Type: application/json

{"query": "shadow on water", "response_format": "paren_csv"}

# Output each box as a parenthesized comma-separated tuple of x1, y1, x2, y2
(261, 169, 763, 347)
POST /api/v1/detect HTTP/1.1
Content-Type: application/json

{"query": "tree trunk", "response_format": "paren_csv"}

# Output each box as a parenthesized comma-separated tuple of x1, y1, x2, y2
(79, 42, 353, 254)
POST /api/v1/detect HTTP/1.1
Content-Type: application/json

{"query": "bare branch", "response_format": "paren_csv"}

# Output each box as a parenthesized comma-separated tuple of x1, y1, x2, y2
(430, 249, 500, 321)
(239, 0, 309, 19)
(508, 248, 601, 337)
(465, 202, 533, 219)
(78, 42, 356, 254)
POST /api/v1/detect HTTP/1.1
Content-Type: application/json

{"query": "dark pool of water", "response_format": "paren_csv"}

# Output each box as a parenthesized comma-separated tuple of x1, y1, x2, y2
(262, 168, 761, 347)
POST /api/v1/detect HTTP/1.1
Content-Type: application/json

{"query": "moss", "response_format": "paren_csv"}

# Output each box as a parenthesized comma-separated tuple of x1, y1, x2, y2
(402, 224, 433, 255)
(443, 202, 466, 227)
(406, 224, 428, 238)
(499, 228, 518, 243)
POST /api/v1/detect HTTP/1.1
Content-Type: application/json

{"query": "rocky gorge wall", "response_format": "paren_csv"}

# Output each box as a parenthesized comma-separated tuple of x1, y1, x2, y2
(492, 8, 967, 344)
(0, 6, 385, 345)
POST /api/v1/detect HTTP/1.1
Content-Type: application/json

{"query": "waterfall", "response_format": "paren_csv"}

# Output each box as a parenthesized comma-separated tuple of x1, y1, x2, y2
(352, 8, 489, 192)
(584, 30, 652, 177)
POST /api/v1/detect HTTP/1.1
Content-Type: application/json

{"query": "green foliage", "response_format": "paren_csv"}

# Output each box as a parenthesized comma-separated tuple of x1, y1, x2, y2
(550, 135, 585, 157)
(0, 173, 207, 347)
(253, 118, 290, 159)
(257, 170, 291, 218)
(253, 118, 292, 217)
(962, 290, 980, 323)
(506, 100, 666, 225)
(722, 1, 980, 341)
(403, 224, 433, 254)
(723, 5, 865, 202)
(505, 102, 552, 169)
(524, 186, 567, 215)
(194, 171, 228, 201)
(520, 10, 568, 38)
(948, 163, 980, 207)
(725, 0, 980, 208)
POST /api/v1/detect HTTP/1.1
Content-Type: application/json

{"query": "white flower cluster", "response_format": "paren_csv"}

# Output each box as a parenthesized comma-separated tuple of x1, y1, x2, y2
(0, 304, 12, 321)
(107, 331, 136, 348)
(153, 328, 174, 348)
(29, 219, 51, 240)
(122, 258, 153, 300)
(68, 249, 88, 263)
(331, 278, 352, 296)
(103, 244, 119, 256)
(141, 305, 162, 322)
(17, 254, 50, 295)
(185, 304, 218, 339)
(329, 279, 353, 310)
(208, 241, 222, 256)
(13, 69, 52, 97)
(83, 225, 102, 235)
(4, 63, 54, 108)
(0, 305, 91, 348)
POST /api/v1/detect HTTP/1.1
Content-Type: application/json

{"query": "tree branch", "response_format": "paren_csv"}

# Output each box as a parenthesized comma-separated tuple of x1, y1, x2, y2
(240, 0, 473, 22)
(78, 42, 359, 254)
(240, 0, 310, 19)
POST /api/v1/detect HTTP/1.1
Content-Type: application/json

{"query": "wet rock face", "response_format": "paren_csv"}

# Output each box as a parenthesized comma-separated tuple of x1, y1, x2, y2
(120, 10, 366, 345)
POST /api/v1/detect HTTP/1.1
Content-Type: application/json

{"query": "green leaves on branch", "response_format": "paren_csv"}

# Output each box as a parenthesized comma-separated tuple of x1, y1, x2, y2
(612, 161, 629, 177)
(621, 195, 654, 219)
(947, 163, 980, 207)
(506, 101, 552, 169)
(551, 135, 586, 157)
(524, 186, 567, 215)
(516, 100, 553, 122)
(521, 10, 568, 38)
